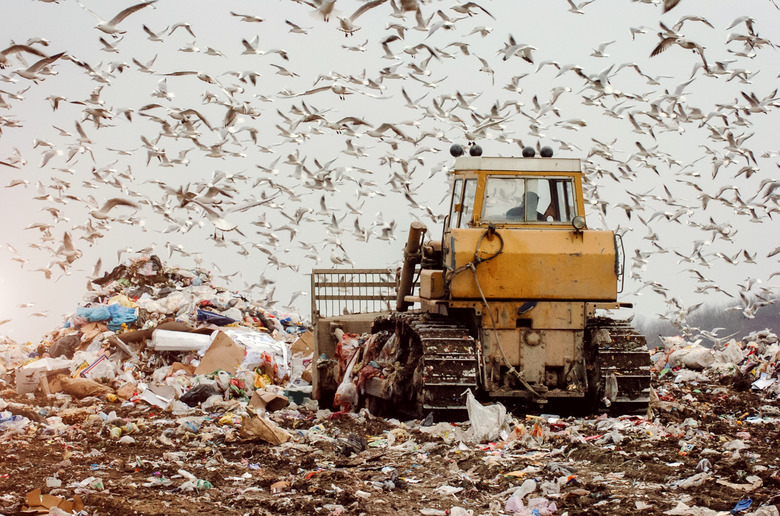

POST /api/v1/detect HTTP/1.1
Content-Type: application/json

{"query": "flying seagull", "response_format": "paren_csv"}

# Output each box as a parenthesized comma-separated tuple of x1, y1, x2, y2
(89, 197, 140, 219)
(0, 44, 48, 69)
(337, 0, 388, 36)
(651, 31, 709, 72)
(77, 0, 158, 36)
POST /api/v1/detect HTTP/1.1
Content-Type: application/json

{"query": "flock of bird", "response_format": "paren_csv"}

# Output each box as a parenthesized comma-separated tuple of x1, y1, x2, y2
(0, 0, 778, 341)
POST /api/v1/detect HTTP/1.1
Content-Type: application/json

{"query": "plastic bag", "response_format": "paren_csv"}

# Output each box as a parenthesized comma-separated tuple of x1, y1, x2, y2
(196, 309, 236, 326)
(107, 303, 138, 331)
(465, 389, 509, 443)
(76, 305, 111, 322)
(224, 328, 290, 380)
(668, 344, 715, 370)
(713, 340, 744, 366)
(674, 369, 709, 383)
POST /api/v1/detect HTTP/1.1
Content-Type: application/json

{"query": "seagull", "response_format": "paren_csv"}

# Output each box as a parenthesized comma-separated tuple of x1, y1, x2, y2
(501, 38, 536, 63)
(590, 40, 615, 58)
(89, 197, 139, 219)
(672, 15, 714, 32)
(57, 231, 82, 264)
(241, 36, 264, 55)
(286, 20, 310, 35)
(651, 32, 709, 72)
(168, 22, 196, 38)
(39, 148, 63, 167)
(14, 52, 65, 81)
(199, 204, 240, 233)
(697, 329, 738, 349)
(150, 77, 173, 100)
(77, 0, 158, 36)
(451, 2, 495, 19)
(468, 25, 493, 37)
(132, 54, 157, 74)
(0, 44, 48, 69)
(566, 0, 595, 14)
(295, 82, 352, 100)
(310, 0, 338, 22)
(337, 0, 387, 36)
(270, 63, 299, 77)
(629, 26, 650, 40)
(662, 0, 683, 12)
(163, 70, 221, 85)
(726, 16, 756, 35)
(230, 12, 265, 23)
(142, 24, 168, 42)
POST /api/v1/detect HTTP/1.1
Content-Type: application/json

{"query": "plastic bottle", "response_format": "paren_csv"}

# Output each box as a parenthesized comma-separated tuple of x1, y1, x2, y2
(194, 479, 212, 490)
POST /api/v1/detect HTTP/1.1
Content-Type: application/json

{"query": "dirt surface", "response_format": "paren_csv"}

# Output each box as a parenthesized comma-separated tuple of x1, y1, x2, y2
(1, 374, 779, 516)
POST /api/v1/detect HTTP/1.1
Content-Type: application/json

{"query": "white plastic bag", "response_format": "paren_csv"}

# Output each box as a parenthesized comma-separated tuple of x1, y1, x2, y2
(713, 340, 744, 365)
(465, 389, 509, 443)
(668, 344, 714, 370)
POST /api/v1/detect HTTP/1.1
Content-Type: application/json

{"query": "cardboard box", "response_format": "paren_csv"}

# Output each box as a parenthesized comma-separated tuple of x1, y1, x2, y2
(240, 413, 291, 445)
(22, 488, 84, 514)
(169, 361, 196, 377)
(194, 331, 246, 375)
(248, 389, 289, 412)
(301, 361, 313, 384)
(290, 331, 314, 356)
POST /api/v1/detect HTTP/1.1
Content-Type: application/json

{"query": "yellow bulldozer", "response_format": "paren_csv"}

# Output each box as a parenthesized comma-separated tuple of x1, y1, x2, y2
(311, 146, 651, 420)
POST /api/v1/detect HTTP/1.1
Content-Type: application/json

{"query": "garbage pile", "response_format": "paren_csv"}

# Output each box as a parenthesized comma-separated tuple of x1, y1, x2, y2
(0, 264, 778, 515)
(11, 255, 313, 429)
(651, 329, 780, 399)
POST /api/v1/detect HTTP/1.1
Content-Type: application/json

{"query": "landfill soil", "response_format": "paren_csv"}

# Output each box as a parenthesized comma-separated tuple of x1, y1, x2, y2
(1, 380, 778, 515)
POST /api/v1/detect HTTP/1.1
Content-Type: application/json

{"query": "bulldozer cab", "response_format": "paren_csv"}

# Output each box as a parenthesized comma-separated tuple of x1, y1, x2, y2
(447, 156, 586, 229)
(440, 155, 622, 303)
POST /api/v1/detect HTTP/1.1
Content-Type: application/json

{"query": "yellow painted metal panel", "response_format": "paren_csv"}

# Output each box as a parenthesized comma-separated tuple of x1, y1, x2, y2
(481, 328, 580, 387)
(447, 228, 617, 301)
(543, 330, 577, 367)
(481, 301, 585, 329)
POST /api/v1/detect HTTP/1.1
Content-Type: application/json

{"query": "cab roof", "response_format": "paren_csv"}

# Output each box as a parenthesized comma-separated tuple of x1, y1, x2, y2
(452, 156, 582, 173)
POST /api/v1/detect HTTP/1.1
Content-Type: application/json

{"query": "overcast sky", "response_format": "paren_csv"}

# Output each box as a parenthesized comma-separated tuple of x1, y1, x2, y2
(1, 0, 778, 343)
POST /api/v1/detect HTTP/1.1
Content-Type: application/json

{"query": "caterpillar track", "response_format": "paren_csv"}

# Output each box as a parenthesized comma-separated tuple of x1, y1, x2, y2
(364, 314, 651, 420)
(586, 317, 652, 415)
(368, 312, 479, 421)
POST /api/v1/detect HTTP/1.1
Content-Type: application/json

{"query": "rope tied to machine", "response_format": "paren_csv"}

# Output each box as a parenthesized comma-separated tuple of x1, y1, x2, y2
(444, 226, 543, 400)
(444, 225, 504, 287)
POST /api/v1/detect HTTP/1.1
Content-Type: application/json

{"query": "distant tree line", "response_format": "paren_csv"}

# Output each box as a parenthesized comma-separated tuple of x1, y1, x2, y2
(635, 294, 779, 349)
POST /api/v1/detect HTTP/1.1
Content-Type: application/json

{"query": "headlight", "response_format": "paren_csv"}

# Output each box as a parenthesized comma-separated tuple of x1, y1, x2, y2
(572, 216, 586, 230)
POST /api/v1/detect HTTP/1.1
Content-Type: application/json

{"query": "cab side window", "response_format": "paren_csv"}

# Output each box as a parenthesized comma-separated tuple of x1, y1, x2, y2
(448, 178, 463, 229)
(459, 179, 477, 227)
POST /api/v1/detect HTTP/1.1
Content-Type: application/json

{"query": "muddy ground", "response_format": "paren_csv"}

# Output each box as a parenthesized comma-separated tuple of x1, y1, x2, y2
(1, 376, 779, 516)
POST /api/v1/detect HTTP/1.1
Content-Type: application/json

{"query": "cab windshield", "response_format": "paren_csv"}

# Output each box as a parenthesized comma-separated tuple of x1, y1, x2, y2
(481, 176, 577, 223)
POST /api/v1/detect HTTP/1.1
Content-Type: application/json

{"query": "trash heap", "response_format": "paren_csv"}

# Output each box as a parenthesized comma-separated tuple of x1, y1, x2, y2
(0, 269, 778, 515)
(12, 255, 314, 433)
(650, 329, 780, 399)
